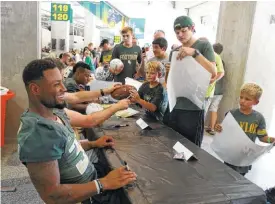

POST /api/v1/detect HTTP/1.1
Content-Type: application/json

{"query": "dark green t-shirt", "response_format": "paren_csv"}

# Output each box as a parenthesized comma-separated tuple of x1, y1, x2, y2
(112, 44, 142, 84)
(169, 39, 215, 110)
(226, 108, 267, 174)
(138, 82, 166, 120)
(17, 109, 97, 184)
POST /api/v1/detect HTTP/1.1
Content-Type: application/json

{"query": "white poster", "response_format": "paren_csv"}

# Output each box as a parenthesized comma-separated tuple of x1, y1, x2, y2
(125, 77, 142, 91)
(88, 80, 121, 91)
(211, 112, 274, 166)
(167, 53, 211, 111)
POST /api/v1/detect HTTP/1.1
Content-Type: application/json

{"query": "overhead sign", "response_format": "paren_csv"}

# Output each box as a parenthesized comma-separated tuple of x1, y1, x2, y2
(129, 18, 146, 39)
(113, 36, 121, 43)
(51, 3, 71, 22)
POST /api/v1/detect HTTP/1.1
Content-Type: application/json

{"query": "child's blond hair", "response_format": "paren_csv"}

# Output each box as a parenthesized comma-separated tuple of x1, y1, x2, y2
(240, 83, 263, 100)
(145, 61, 161, 73)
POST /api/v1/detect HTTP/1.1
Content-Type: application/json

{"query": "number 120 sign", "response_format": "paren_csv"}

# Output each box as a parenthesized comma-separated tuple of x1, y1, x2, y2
(51, 3, 71, 21)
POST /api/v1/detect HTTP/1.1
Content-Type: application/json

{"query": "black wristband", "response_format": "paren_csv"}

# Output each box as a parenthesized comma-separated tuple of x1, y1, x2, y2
(96, 179, 104, 193)
(100, 89, 105, 96)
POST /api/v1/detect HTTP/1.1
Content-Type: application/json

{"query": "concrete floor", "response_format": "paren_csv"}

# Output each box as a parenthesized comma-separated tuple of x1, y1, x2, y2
(1, 133, 274, 203)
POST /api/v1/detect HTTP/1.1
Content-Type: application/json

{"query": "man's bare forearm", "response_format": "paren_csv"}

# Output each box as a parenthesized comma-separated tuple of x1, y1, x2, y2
(85, 105, 121, 128)
(48, 182, 98, 204)
(194, 55, 216, 78)
(27, 161, 99, 204)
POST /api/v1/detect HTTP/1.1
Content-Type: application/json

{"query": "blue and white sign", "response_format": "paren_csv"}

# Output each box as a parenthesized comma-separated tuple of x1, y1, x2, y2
(129, 18, 146, 39)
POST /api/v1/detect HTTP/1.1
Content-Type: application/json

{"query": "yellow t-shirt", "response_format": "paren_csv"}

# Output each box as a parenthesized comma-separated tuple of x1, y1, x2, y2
(205, 52, 224, 98)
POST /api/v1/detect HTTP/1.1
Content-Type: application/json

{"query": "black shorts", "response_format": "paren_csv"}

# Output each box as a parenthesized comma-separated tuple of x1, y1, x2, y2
(163, 107, 204, 147)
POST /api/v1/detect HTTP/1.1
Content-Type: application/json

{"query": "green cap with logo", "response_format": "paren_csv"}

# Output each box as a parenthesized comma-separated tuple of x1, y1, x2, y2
(174, 16, 194, 30)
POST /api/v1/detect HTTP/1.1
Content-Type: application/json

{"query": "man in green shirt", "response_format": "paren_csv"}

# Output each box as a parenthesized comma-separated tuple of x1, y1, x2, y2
(18, 59, 136, 203)
(112, 26, 142, 84)
(163, 16, 216, 147)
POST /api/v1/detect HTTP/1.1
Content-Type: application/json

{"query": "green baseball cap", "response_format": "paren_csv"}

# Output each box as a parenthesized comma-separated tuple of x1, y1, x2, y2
(174, 16, 194, 30)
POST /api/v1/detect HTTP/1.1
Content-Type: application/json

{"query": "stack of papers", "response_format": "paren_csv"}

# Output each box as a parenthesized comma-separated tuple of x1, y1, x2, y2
(115, 108, 139, 118)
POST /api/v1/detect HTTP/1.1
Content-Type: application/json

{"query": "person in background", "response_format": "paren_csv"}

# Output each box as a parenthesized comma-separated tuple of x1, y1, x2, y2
(18, 59, 136, 204)
(99, 39, 113, 67)
(215, 83, 275, 176)
(132, 35, 138, 46)
(60, 52, 71, 67)
(74, 49, 82, 63)
(111, 26, 142, 84)
(64, 62, 93, 114)
(163, 16, 216, 147)
(130, 61, 166, 121)
(136, 37, 169, 84)
(205, 42, 225, 135)
(146, 30, 166, 60)
(88, 42, 96, 59)
(83, 47, 95, 73)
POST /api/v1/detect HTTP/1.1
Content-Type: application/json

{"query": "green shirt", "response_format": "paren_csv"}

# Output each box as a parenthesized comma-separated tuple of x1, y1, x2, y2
(205, 52, 224, 98)
(169, 39, 215, 110)
(226, 108, 267, 174)
(112, 44, 142, 84)
(214, 53, 225, 95)
(17, 109, 97, 184)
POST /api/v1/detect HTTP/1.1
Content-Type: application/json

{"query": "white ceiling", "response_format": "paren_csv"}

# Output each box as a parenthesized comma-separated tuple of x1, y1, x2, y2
(109, 1, 206, 18)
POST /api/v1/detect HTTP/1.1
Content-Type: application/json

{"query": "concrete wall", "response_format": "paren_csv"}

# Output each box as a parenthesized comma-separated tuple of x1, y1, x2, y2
(1, 1, 40, 143)
(244, 1, 275, 134)
(216, 1, 256, 122)
(188, 1, 220, 44)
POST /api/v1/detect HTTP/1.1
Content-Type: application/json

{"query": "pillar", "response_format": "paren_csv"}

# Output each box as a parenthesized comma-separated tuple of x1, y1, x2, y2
(51, 3, 71, 55)
(216, 1, 256, 121)
(1, 1, 41, 144)
(84, 9, 96, 46)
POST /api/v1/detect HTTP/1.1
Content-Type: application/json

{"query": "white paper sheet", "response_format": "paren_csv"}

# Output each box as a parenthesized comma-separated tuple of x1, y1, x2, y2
(115, 108, 139, 118)
(136, 118, 149, 129)
(167, 53, 211, 111)
(88, 80, 121, 91)
(211, 112, 274, 166)
(173, 141, 194, 161)
(125, 77, 142, 90)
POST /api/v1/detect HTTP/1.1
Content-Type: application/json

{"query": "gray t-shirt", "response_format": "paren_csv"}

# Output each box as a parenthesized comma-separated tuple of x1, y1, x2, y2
(169, 40, 215, 110)
(112, 44, 142, 84)
(225, 108, 268, 174)
(18, 109, 97, 184)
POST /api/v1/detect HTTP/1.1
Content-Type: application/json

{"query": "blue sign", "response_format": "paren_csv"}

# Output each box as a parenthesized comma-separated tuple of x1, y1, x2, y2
(129, 18, 145, 39)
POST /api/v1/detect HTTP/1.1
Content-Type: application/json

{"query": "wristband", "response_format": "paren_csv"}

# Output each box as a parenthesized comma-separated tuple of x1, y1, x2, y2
(94, 180, 100, 194)
(96, 179, 104, 193)
(100, 89, 105, 96)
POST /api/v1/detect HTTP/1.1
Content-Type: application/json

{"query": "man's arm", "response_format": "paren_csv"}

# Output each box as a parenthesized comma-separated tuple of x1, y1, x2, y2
(65, 99, 130, 128)
(27, 160, 98, 204)
(177, 47, 217, 79)
(79, 136, 115, 151)
(64, 85, 119, 104)
(27, 161, 136, 204)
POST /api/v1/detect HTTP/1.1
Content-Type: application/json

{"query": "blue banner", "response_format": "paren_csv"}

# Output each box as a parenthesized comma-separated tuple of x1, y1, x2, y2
(129, 18, 145, 39)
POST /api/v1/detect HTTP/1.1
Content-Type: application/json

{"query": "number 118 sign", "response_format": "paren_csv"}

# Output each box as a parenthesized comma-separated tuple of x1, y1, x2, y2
(51, 3, 71, 21)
